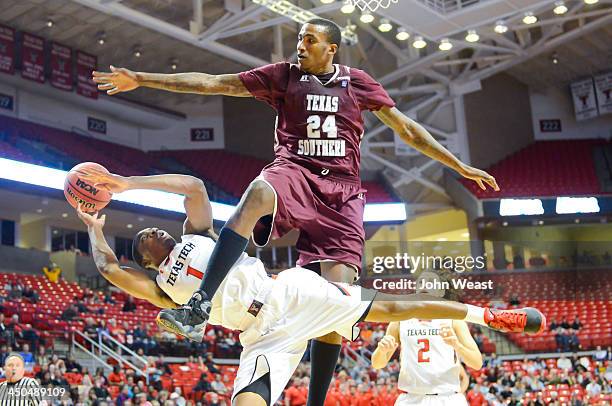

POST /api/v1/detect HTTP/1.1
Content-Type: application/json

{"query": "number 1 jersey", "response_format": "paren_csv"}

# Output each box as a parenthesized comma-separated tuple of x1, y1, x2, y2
(238, 62, 395, 181)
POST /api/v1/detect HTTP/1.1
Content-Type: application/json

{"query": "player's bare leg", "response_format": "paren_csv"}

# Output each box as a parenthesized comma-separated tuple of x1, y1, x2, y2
(365, 292, 546, 334)
(307, 262, 355, 406)
(233, 392, 267, 406)
(157, 179, 276, 341)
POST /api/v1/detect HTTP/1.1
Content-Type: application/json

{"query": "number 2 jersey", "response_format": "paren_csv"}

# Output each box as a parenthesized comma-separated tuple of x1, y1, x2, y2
(238, 63, 395, 181)
(398, 319, 461, 395)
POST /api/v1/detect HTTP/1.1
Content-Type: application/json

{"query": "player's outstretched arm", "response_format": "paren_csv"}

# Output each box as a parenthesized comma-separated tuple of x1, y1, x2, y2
(373, 106, 499, 191)
(371, 322, 400, 369)
(77, 170, 213, 235)
(92, 65, 251, 97)
(76, 205, 177, 309)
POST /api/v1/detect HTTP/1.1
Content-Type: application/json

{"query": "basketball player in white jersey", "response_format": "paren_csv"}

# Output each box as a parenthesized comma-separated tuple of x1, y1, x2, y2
(75, 169, 545, 406)
(371, 270, 482, 406)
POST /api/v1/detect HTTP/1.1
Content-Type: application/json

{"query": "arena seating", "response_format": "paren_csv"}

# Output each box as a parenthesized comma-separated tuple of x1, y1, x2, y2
(153, 149, 399, 203)
(461, 139, 606, 198)
(0, 115, 399, 203)
(465, 269, 612, 352)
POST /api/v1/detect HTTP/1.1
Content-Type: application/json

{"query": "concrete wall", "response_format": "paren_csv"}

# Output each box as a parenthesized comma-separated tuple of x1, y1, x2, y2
(19, 219, 48, 251)
(0, 74, 224, 151)
(530, 86, 612, 140)
(0, 244, 50, 274)
(464, 73, 535, 168)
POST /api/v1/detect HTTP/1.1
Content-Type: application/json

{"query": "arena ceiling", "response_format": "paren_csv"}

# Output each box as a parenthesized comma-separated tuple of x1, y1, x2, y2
(1, 0, 611, 211)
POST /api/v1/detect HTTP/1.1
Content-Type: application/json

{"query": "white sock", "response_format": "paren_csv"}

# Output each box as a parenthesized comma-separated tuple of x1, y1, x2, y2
(464, 304, 486, 326)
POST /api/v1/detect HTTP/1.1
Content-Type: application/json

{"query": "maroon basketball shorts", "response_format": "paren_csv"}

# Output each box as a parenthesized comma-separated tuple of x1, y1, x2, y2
(252, 158, 366, 271)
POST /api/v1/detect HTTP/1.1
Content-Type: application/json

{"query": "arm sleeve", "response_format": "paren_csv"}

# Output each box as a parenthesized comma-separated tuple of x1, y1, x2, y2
(238, 62, 290, 109)
(350, 68, 395, 111)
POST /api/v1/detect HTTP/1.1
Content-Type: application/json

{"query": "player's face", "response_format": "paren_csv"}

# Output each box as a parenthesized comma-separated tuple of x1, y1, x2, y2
(416, 271, 445, 298)
(297, 24, 337, 74)
(4, 356, 25, 382)
(137, 227, 176, 269)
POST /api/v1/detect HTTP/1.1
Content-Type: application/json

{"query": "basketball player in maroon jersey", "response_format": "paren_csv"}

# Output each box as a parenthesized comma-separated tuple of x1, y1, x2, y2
(93, 18, 499, 406)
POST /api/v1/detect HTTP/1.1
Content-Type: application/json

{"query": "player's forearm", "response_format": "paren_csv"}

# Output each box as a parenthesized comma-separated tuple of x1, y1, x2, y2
(371, 347, 393, 369)
(399, 120, 466, 174)
(453, 343, 483, 370)
(135, 72, 249, 96)
(87, 226, 120, 274)
(126, 174, 205, 197)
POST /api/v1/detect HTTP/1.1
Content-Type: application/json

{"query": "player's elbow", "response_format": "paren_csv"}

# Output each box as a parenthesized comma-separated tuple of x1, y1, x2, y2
(186, 177, 205, 194)
(466, 354, 483, 370)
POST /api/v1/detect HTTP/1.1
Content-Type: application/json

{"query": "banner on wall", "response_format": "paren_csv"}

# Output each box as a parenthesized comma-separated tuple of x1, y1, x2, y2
(570, 78, 598, 121)
(0, 25, 15, 75)
(50, 42, 72, 91)
(21, 32, 45, 83)
(594, 72, 612, 116)
(76, 51, 97, 99)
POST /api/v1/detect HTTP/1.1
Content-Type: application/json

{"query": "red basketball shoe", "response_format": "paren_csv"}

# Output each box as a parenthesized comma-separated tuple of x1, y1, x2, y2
(484, 307, 546, 335)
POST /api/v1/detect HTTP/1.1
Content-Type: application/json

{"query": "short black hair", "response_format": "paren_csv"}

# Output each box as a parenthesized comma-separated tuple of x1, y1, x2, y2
(306, 18, 342, 48)
(132, 230, 145, 268)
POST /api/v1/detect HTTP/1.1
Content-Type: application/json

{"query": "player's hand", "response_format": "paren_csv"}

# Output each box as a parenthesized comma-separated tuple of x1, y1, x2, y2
(440, 325, 459, 349)
(377, 335, 399, 355)
(459, 165, 499, 191)
(76, 204, 106, 229)
(77, 168, 129, 193)
(92, 65, 139, 95)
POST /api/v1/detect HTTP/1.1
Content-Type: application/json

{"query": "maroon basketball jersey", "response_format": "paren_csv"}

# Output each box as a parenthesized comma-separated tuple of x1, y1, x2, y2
(239, 62, 395, 181)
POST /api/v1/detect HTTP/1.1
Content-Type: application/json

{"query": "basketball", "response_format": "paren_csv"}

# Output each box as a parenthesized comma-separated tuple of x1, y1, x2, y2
(64, 162, 113, 212)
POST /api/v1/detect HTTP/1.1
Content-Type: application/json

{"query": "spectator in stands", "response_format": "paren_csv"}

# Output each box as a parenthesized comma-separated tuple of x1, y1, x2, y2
(210, 373, 227, 396)
(60, 304, 79, 321)
(557, 355, 572, 371)
(0, 314, 8, 342)
(117, 384, 133, 406)
(569, 329, 581, 352)
(571, 316, 583, 330)
(513, 254, 525, 269)
(594, 346, 607, 362)
(0, 344, 8, 366)
(19, 343, 34, 365)
(204, 353, 220, 374)
(586, 379, 602, 397)
(84, 317, 98, 339)
(508, 295, 521, 306)
(207, 392, 222, 406)
(74, 296, 92, 313)
(103, 290, 116, 304)
(122, 296, 137, 312)
(109, 365, 126, 387)
(65, 355, 83, 373)
(284, 377, 308, 406)
(194, 372, 212, 393)
(22, 286, 38, 304)
(7, 282, 23, 300)
(170, 387, 186, 406)
(42, 262, 62, 283)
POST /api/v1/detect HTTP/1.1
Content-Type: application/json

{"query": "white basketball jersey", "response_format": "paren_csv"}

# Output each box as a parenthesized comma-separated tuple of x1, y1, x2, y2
(398, 319, 461, 395)
(156, 234, 269, 330)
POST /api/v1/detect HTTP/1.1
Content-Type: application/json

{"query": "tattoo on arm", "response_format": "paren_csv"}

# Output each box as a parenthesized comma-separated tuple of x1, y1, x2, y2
(137, 73, 251, 97)
(374, 107, 463, 172)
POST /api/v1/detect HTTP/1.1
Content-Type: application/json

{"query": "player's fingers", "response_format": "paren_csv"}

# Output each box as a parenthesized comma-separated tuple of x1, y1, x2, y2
(476, 179, 485, 190)
(100, 214, 106, 223)
(107, 88, 121, 95)
(98, 83, 114, 91)
(488, 177, 500, 191)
